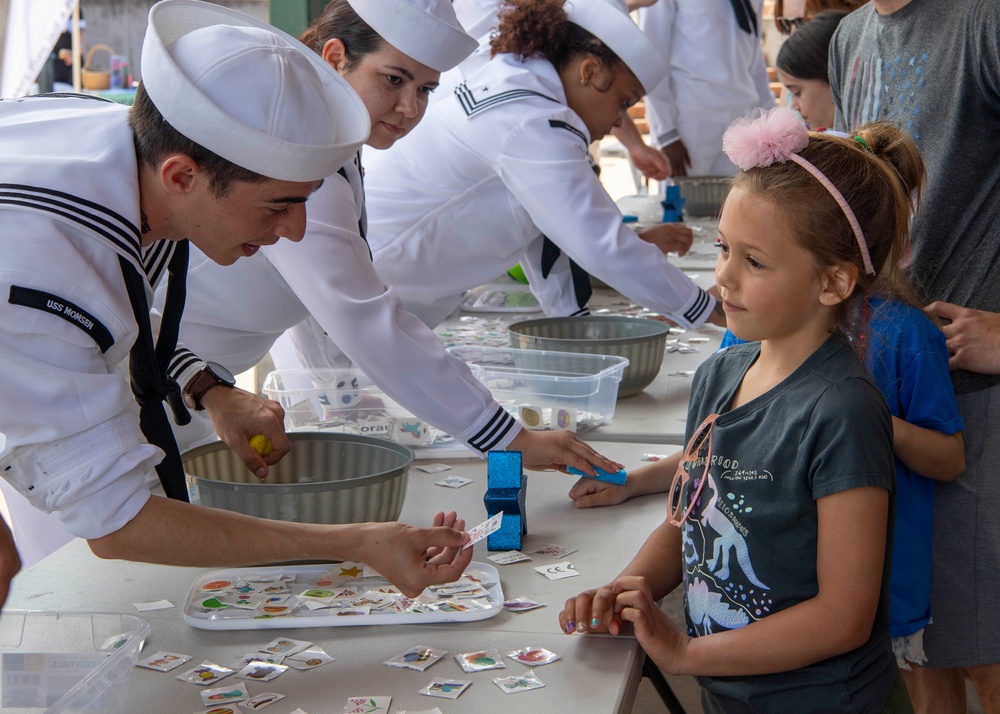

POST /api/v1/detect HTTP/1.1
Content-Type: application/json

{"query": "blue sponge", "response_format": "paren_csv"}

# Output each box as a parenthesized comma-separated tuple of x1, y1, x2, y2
(485, 451, 528, 551)
(566, 465, 627, 485)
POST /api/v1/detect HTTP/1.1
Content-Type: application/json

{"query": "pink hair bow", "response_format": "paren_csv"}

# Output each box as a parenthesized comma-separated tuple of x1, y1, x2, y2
(722, 107, 875, 275)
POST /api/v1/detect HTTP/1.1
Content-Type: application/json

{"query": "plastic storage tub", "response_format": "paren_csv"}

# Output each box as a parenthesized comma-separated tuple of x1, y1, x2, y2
(184, 432, 412, 524)
(261, 368, 450, 447)
(507, 316, 670, 397)
(0, 610, 149, 714)
(447, 345, 629, 432)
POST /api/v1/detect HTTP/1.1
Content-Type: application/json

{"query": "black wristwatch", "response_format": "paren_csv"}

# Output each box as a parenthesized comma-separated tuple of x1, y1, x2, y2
(182, 361, 236, 411)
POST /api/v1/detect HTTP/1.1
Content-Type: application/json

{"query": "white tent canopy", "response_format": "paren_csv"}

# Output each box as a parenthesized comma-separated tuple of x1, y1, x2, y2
(2, 0, 78, 97)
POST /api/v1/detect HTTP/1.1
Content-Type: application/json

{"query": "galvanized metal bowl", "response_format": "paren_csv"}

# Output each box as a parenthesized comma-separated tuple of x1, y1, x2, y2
(673, 176, 732, 218)
(508, 316, 671, 397)
(183, 433, 412, 524)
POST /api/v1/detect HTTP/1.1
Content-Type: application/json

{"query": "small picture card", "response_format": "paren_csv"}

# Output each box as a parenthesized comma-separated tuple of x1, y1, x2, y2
(503, 596, 545, 613)
(553, 406, 577, 432)
(229, 652, 284, 671)
(344, 696, 390, 713)
(198, 578, 236, 593)
(331, 562, 365, 579)
(399, 709, 443, 714)
(455, 649, 506, 673)
(435, 475, 472, 489)
(393, 417, 433, 445)
(200, 681, 249, 707)
(527, 544, 578, 559)
(176, 661, 233, 686)
(534, 561, 580, 580)
(259, 637, 312, 657)
(199, 707, 237, 714)
(241, 692, 286, 710)
(235, 660, 288, 682)
(463, 511, 503, 550)
(383, 646, 446, 672)
(518, 405, 545, 430)
(415, 463, 452, 474)
(488, 551, 532, 566)
(136, 651, 191, 672)
(508, 647, 560, 666)
(286, 648, 336, 670)
(419, 678, 472, 700)
(494, 671, 545, 694)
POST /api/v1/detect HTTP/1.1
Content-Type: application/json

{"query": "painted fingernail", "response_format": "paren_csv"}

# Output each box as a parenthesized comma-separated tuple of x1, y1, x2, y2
(591, 617, 600, 627)
(255, 467, 267, 479)
(565, 621, 575, 633)
(576, 621, 586, 632)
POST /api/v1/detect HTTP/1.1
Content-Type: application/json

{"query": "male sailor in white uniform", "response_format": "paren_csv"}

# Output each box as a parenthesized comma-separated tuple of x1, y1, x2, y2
(161, 0, 625, 478)
(0, 0, 474, 598)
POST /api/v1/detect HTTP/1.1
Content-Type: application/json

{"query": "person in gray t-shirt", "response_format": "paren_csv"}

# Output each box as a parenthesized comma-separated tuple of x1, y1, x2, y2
(831, 2, 1000, 708)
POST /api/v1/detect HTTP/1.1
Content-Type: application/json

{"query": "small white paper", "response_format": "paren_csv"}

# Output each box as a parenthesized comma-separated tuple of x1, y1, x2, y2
(488, 550, 532, 565)
(463, 511, 503, 550)
(527, 544, 577, 559)
(415, 463, 452, 473)
(534, 561, 580, 580)
(435, 475, 472, 488)
(133, 599, 173, 612)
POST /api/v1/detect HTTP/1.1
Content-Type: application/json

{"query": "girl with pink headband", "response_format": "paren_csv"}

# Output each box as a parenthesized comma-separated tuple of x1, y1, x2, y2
(559, 106, 939, 713)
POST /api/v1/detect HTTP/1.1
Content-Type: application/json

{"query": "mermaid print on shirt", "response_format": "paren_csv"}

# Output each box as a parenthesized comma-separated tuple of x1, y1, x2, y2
(683, 469, 775, 637)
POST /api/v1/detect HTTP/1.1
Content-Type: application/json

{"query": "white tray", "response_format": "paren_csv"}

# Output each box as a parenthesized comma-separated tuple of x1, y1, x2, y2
(183, 563, 504, 631)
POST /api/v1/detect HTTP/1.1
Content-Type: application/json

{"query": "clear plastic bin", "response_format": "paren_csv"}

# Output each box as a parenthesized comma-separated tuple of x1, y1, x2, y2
(261, 368, 451, 447)
(446, 345, 629, 432)
(0, 610, 149, 713)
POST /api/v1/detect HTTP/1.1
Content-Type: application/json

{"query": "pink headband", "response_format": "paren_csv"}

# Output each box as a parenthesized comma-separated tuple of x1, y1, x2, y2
(722, 107, 875, 276)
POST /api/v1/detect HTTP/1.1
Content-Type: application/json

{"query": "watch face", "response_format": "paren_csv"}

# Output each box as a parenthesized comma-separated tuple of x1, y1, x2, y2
(206, 362, 236, 385)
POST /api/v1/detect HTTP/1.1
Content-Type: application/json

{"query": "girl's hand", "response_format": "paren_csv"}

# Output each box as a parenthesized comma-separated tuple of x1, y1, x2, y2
(613, 575, 691, 675)
(568, 476, 636, 508)
(559, 582, 625, 636)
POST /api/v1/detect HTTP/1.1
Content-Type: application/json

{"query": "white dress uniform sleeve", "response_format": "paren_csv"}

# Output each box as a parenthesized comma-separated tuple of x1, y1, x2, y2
(263, 173, 521, 453)
(638, 0, 681, 148)
(749, 5, 777, 111)
(497, 115, 714, 327)
(0, 214, 157, 540)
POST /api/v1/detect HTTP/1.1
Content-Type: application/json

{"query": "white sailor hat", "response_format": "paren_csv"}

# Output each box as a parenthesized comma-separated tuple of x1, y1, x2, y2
(347, 0, 478, 72)
(564, 0, 669, 93)
(141, 0, 370, 183)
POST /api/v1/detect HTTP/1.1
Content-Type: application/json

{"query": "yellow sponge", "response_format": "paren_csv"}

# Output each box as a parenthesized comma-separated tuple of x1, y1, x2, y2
(249, 434, 273, 457)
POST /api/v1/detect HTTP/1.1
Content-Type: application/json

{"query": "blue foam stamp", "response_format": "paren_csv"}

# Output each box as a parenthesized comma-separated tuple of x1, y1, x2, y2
(485, 451, 527, 551)
(566, 465, 627, 485)
(660, 184, 686, 223)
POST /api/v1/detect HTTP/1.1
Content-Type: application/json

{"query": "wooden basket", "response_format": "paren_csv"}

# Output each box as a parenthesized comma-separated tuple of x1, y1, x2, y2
(82, 44, 114, 90)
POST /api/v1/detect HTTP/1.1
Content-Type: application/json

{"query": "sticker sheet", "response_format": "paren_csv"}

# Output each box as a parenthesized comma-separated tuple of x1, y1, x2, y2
(419, 678, 472, 700)
(463, 512, 503, 550)
(175, 661, 234, 686)
(493, 670, 546, 694)
(343, 696, 391, 713)
(200, 681, 249, 707)
(455, 649, 506, 673)
(508, 647, 560, 666)
(135, 651, 191, 672)
(534, 561, 580, 580)
(383, 646, 446, 672)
